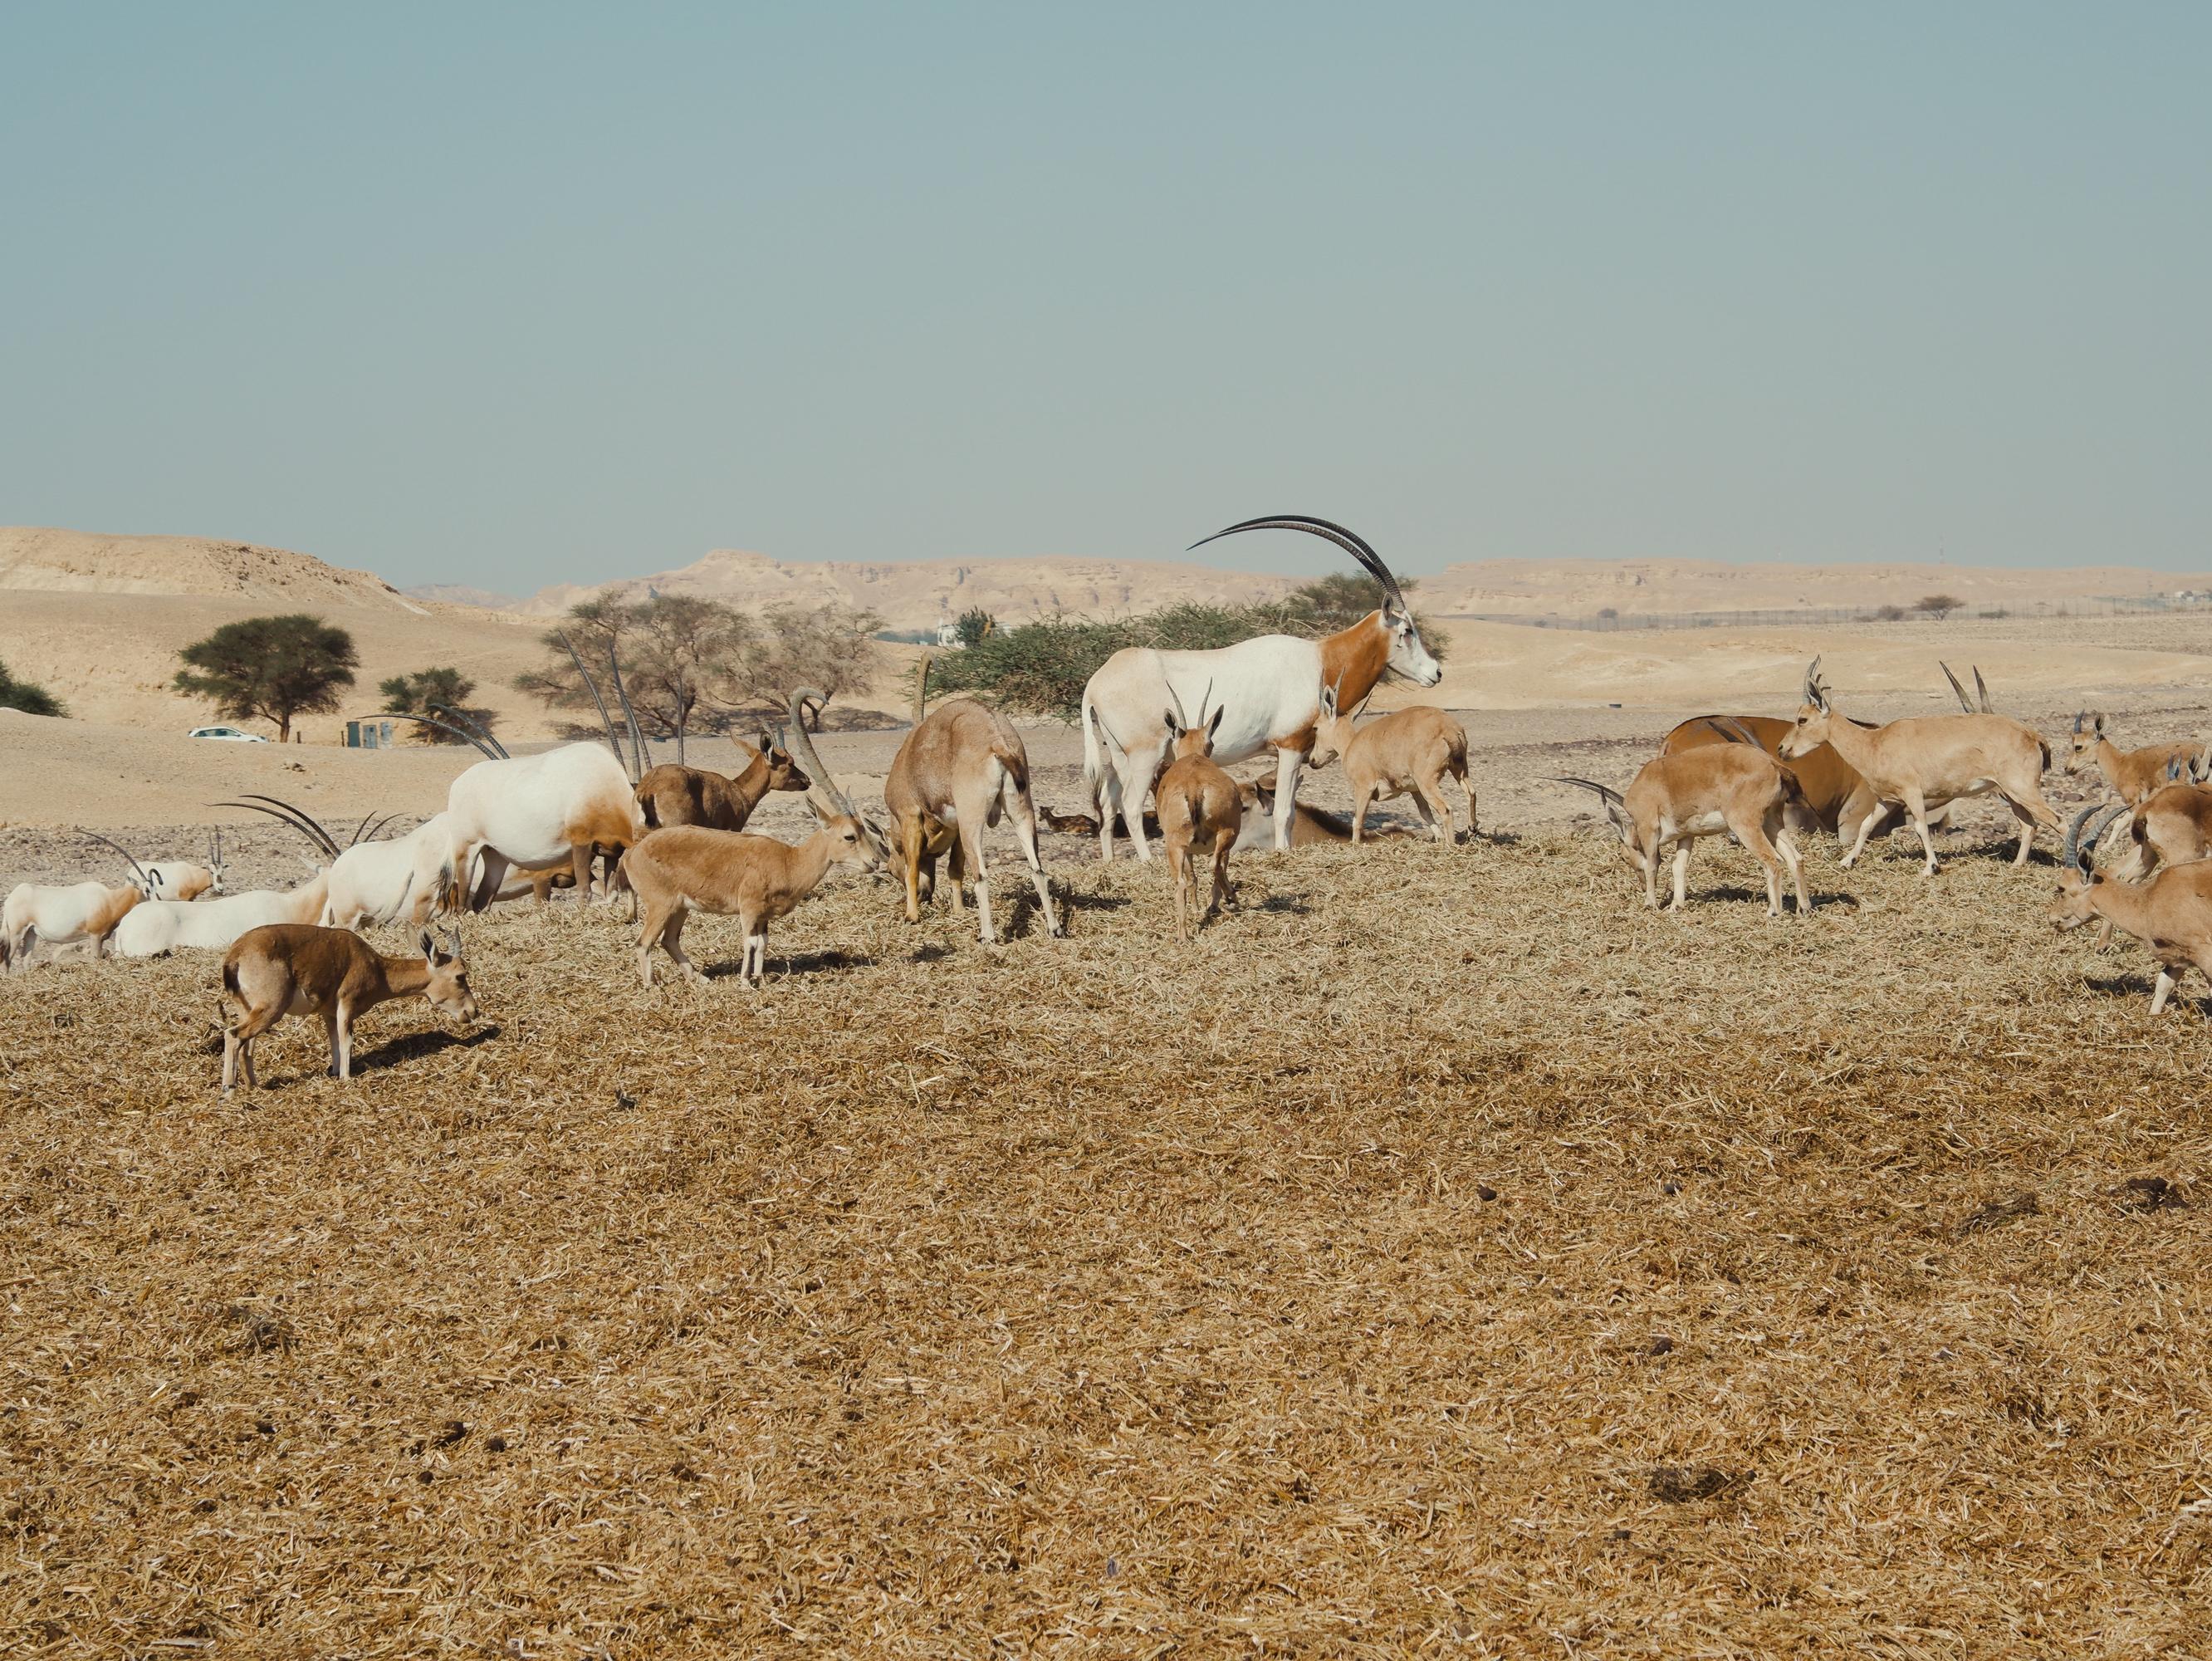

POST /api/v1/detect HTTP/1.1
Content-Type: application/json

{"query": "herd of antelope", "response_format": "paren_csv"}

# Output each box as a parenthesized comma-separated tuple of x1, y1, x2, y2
(7, 515, 2212, 1087)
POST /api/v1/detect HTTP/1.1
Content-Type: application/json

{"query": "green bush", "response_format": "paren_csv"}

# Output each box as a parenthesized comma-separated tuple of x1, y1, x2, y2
(0, 657, 66, 718)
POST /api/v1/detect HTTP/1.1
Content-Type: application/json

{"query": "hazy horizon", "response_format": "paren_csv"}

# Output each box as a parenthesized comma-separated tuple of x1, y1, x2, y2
(3, 5, 2205, 590)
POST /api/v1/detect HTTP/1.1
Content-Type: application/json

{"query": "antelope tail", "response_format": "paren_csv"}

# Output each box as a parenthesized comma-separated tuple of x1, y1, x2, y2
(1080, 687, 1104, 806)
(635, 778, 661, 829)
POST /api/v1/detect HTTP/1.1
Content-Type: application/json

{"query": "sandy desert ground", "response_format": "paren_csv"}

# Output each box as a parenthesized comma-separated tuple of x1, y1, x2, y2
(7, 567, 2212, 1655)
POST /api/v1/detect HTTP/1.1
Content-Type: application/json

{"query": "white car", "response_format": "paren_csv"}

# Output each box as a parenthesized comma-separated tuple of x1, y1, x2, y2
(188, 725, 270, 742)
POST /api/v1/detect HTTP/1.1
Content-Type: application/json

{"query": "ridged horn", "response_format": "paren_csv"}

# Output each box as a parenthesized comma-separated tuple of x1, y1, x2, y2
(558, 631, 629, 770)
(1188, 515, 1408, 612)
(784, 687, 852, 816)
(81, 830, 149, 887)
(213, 796, 340, 860)
(1940, 662, 1974, 714)
(1550, 776, 1627, 810)
(608, 645, 648, 782)
(428, 702, 510, 760)
(1974, 666, 1992, 713)
(365, 711, 500, 758)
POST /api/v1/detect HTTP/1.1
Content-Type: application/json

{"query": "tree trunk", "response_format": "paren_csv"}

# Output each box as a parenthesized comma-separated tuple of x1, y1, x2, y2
(276, 713, 291, 742)
(675, 667, 688, 767)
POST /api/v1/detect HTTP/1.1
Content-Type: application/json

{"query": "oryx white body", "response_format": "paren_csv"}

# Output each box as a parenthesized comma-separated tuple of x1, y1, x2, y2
(2, 881, 142, 971)
(113, 871, 332, 958)
(321, 815, 458, 931)
(1080, 517, 1441, 861)
(444, 742, 646, 911)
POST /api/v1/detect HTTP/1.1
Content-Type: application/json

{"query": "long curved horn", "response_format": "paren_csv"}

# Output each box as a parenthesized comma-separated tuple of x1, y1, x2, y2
(1940, 663, 1974, 714)
(428, 702, 510, 760)
(608, 645, 648, 782)
(1188, 515, 1408, 611)
(1197, 679, 1216, 727)
(81, 830, 149, 887)
(558, 631, 629, 770)
(1164, 680, 1191, 732)
(2082, 801, 2131, 872)
(213, 797, 340, 860)
(2061, 803, 2099, 871)
(236, 794, 342, 858)
(1550, 776, 1627, 810)
(1701, 716, 1764, 747)
(1973, 666, 1992, 713)
(365, 710, 499, 759)
(784, 687, 851, 814)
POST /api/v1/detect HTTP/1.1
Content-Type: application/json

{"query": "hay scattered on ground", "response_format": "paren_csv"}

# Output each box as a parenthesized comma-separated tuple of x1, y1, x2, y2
(3, 826, 2210, 1657)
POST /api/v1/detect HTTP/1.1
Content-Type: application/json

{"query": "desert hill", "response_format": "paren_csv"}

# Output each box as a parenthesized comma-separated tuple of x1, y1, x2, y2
(0, 525, 426, 611)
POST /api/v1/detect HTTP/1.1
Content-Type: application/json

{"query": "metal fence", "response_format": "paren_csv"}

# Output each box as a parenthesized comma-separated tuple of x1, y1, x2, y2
(1463, 596, 2212, 633)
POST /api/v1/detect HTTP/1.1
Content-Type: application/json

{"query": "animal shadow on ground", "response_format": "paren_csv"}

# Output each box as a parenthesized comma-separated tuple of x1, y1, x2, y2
(700, 948, 874, 982)
(236, 1023, 502, 1088)
(1058, 889, 1133, 915)
(2080, 970, 2200, 1012)
(1252, 892, 1313, 916)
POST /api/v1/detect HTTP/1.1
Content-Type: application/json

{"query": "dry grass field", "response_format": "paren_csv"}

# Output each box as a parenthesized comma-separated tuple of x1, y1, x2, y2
(5, 798, 2211, 1657)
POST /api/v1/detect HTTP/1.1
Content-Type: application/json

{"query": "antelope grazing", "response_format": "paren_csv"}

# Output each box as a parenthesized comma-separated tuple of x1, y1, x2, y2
(1557, 742, 1811, 916)
(84, 830, 228, 902)
(1083, 517, 1441, 860)
(2117, 777, 2212, 881)
(1309, 690, 1475, 845)
(2049, 803, 2212, 1015)
(2, 881, 142, 971)
(635, 733, 810, 832)
(1779, 659, 2060, 874)
(1154, 689, 1242, 939)
(627, 702, 887, 986)
(446, 742, 648, 911)
(220, 924, 479, 1090)
(884, 689, 1063, 944)
(2063, 711, 2205, 807)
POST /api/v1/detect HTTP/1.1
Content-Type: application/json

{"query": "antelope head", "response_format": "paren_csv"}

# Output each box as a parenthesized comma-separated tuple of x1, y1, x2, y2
(1553, 777, 1642, 873)
(417, 927, 481, 1025)
(1163, 680, 1223, 761)
(756, 727, 811, 795)
(2063, 709, 2107, 773)
(207, 828, 228, 894)
(2048, 802, 2131, 928)
(785, 688, 890, 869)
(1779, 659, 1835, 759)
(1308, 681, 1370, 772)
(1189, 515, 1441, 688)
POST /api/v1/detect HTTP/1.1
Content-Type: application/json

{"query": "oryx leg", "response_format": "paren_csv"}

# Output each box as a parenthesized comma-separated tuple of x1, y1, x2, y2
(1113, 738, 1168, 862)
(569, 842, 595, 900)
(1271, 748, 1304, 852)
(1003, 777, 1062, 938)
(468, 849, 511, 913)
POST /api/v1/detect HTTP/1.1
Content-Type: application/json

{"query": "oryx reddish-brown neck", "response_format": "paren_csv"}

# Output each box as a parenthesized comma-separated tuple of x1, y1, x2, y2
(1318, 613, 1392, 712)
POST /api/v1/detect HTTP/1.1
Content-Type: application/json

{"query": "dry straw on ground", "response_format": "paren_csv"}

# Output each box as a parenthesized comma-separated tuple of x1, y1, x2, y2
(3, 825, 2210, 1658)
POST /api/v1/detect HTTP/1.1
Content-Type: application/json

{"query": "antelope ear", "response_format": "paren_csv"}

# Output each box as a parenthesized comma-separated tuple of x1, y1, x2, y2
(1208, 707, 1225, 737)
(1319, 685, 1338, 718)
(1162, 708, 1181, 737)
(418, 929, 436, 961)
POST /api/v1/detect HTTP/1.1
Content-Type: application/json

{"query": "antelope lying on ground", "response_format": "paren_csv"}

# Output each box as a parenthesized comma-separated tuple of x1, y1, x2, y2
(2063, 711, 2204, 807)
(1558, 742, 1812, 916)
(1779, 659, 2060, 874)
(1083, 517, 1441, 860)
(2, 881, 142, 971)
(220, 924, 478, 1090)
(113, 866, 333, 957)
(627, 703, 888, 985)
(1155, 690, 1242, 940)
(1232, 777, 1421, 849)
(83, 830, 227, 902)
(883, 690, 1063, 944)
(635, 734, 810, 831)
(2049, 803, 2212, 1015)
(1309, 690, 1475, 845)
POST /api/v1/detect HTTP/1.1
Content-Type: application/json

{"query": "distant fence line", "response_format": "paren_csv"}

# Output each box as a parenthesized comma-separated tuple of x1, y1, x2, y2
(1465, 596, 2212, 633)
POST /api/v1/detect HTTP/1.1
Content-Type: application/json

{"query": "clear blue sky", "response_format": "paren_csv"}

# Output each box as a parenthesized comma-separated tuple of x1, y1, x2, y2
(2, 3, 2205, 590)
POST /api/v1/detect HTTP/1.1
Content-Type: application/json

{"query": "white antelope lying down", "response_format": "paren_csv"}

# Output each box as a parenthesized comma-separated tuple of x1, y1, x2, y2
(2049, 803, 2212, 1015)
(1781, 658, 2060, 875)
(2, 881, 142, 971)
(83, 830, 228, 902)
(113, 868, 331, 957)
(1558, 741, 1812, 916)
(221, 924, 479, 1090)
(1309, 690, 1475, 845)
(626, 723, 886, 986)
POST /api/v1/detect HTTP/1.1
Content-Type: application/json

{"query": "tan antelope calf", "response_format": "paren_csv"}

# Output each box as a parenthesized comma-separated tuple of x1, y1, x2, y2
(627, 703, 886, 985)
(2050, 803, 2212, 1014)
(1309, 688, 1475, 845)
(220, 924, 479, 1091)
(1780, 659, 2060, 874)
(1154, 689, 1242, 939)
(883, 690, 1062, 945)
(1557, 742, 1811, 916)
(1234, 777, 1422, 848)
(2063, 711, 2205, 807)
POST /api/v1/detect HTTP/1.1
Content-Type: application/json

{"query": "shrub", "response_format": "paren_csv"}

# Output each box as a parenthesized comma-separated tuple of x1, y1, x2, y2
(0, 658, 66, 718)
(173, 614, 357, 741)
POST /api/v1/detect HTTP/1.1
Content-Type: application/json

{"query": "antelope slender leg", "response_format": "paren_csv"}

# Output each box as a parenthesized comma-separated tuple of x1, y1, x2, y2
(1736, 815, 1785, 916)
(899, 815, 927, 924)
(1906, 797, 1939, 875)
(1211, 827, 1234, 917)
(1351, 786, 1376, 845)
(662, 909, 699, 984)
(1006, 779, 1062, 937)
(1670, 840, 1692, 910)
(1462, 771, 1480, 841)
(321, 1007, 341, 1079)
(1121, 742, 1167, 862)
(955, 786, 997, 943)
(1839, 807, 1881, 870)
(1777, 828, 1809, 914)
(570, 843, 593, 900)
(2151, 968, 2179, 1015)
(222, 1029, 240, 1092)
(1271, 749, 1303, 852)
(1416, 777, 1451, 844)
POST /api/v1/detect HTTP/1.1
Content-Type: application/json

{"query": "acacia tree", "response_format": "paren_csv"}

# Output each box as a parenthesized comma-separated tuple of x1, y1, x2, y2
(379, 666, 499, 745)
(1916, 594, 1965, 621)
(173, 614, 357, 741)
(0, 657, 66, 718)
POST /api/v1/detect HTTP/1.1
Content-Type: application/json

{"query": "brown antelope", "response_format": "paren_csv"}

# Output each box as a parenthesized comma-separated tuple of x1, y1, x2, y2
(635, 733, 810, 832)
(1309, 688, 1475, 845)
(1557, 742, 1812, 916)
(2050, 802, 2212, 1015)
(220, 924, 479, 1091)
(1779, 658, 2059, 874)
(883, 690, 1063, 945)
(1660, 714, 1955, 846)
(2117, 773, 2212, 881)
(626, 703, 888, 986)
(1155, 688, 1242, 939)
(2, 881, 142, 971)
(2063, 711, 2204, 807)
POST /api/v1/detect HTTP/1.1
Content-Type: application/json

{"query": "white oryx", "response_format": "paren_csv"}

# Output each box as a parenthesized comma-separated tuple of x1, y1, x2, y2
(214, 797, 456, 931)
(1081, 516, 1443, 860)
(112, 868, 333, 957)
(3, 880, 143, 970)
(83, 830, 228, 902)
(447, 742, 648, 911)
